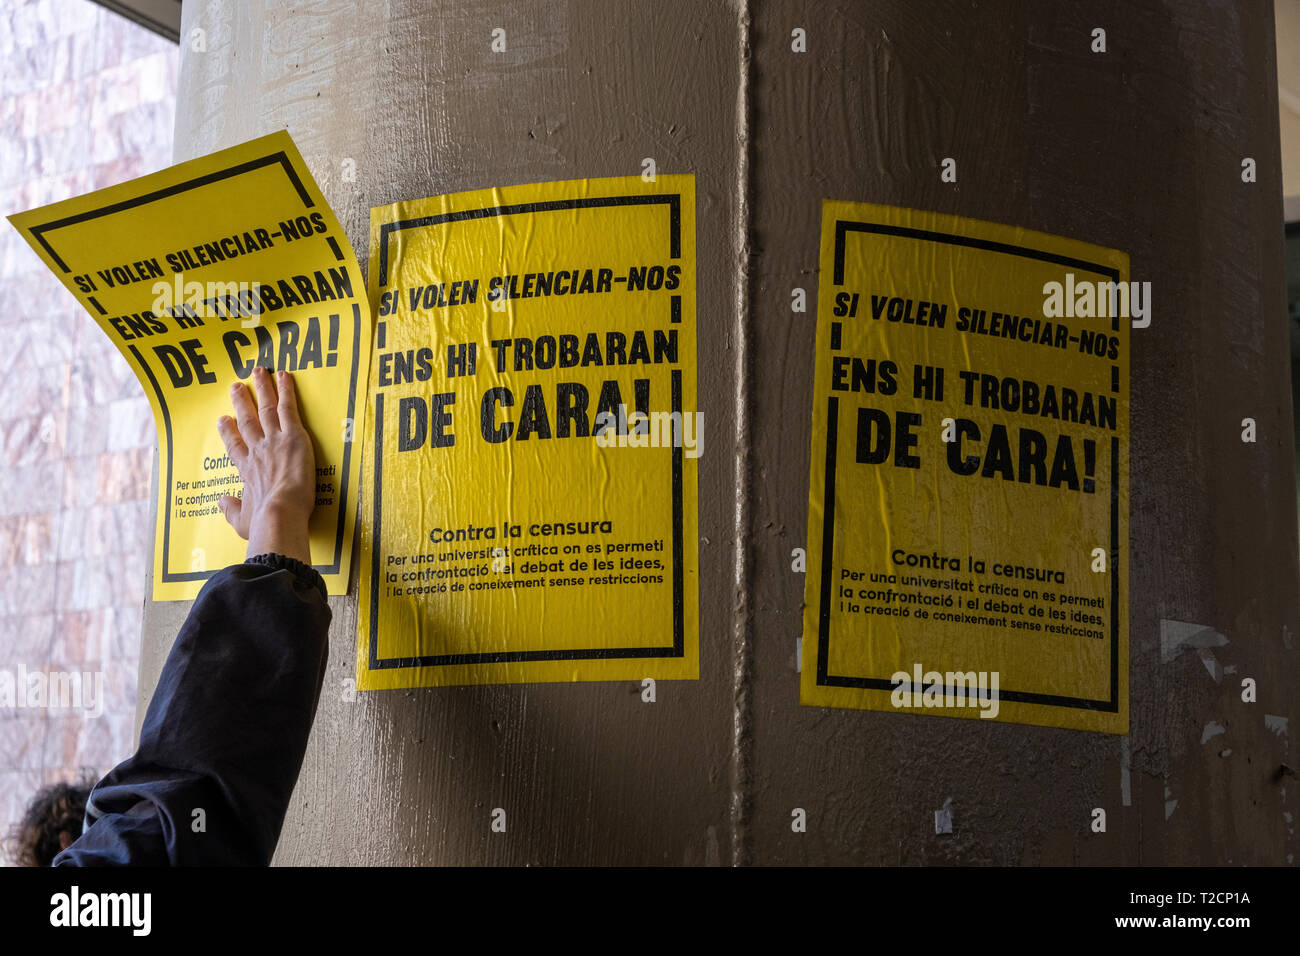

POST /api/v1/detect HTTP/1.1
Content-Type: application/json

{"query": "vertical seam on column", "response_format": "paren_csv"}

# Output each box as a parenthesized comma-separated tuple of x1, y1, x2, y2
(729, 0, 756, 868)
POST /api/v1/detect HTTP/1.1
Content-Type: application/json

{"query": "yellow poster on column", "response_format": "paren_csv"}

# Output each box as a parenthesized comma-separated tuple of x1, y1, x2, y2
(358, 176, 700, 690)
(8, 131, 370, 600)
(800, 202, 1130, 733)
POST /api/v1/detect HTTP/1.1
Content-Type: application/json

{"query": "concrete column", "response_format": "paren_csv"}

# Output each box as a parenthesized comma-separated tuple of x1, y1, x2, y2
(151, 0, 746, 865)
(749, 0, 1298, 864)
(143, 0, 1298, 864)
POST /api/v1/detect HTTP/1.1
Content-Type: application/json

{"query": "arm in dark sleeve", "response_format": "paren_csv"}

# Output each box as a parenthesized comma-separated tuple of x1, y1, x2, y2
(53, 553, 331, 866)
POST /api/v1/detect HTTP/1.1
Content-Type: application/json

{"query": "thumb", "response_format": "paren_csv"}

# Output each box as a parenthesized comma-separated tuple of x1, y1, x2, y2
(218, 495, 244, 535)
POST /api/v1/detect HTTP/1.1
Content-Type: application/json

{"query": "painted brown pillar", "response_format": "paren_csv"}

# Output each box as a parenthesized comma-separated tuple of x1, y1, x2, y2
(749, 1, 1298, 864)
(145, 0, 1298, 864)
(151, 0, 746, 865)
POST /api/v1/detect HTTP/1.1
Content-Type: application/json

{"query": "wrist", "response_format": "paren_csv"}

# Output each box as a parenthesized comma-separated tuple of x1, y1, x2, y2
(246, 500, 312, 565)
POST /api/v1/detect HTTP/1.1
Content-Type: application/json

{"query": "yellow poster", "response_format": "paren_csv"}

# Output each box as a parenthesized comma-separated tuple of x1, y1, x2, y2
(357, 176, 700, 690)
(8, 131, 369, 600)
(801, 202, 1130, 733)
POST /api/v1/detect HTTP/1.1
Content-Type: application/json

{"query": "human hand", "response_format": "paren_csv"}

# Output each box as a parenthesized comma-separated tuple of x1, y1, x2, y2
(216, 366, 316, 565)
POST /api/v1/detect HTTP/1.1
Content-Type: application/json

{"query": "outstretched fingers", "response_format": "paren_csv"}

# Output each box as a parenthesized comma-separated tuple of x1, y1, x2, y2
(216, 414, 248, 469)
(230, 377, 263, 444)
(253, 365, 280, 435)
(276, 369, 303, 430)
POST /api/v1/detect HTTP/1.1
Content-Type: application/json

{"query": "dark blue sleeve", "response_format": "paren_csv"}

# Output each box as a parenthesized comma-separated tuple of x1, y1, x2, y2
(52, 553, 331, 867)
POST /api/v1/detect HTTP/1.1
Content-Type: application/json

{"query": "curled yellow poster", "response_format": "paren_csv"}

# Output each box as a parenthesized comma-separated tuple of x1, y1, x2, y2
(7, 131, 370, 599)
(801, 202, 1130, 733)
(358, 176, 700, 689)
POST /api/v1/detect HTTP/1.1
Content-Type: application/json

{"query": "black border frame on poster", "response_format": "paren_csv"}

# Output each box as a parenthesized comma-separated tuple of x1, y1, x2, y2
(816, 219, 1122, 714)
(369, 194, 686, 670)
(24, 150, 360, 583)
